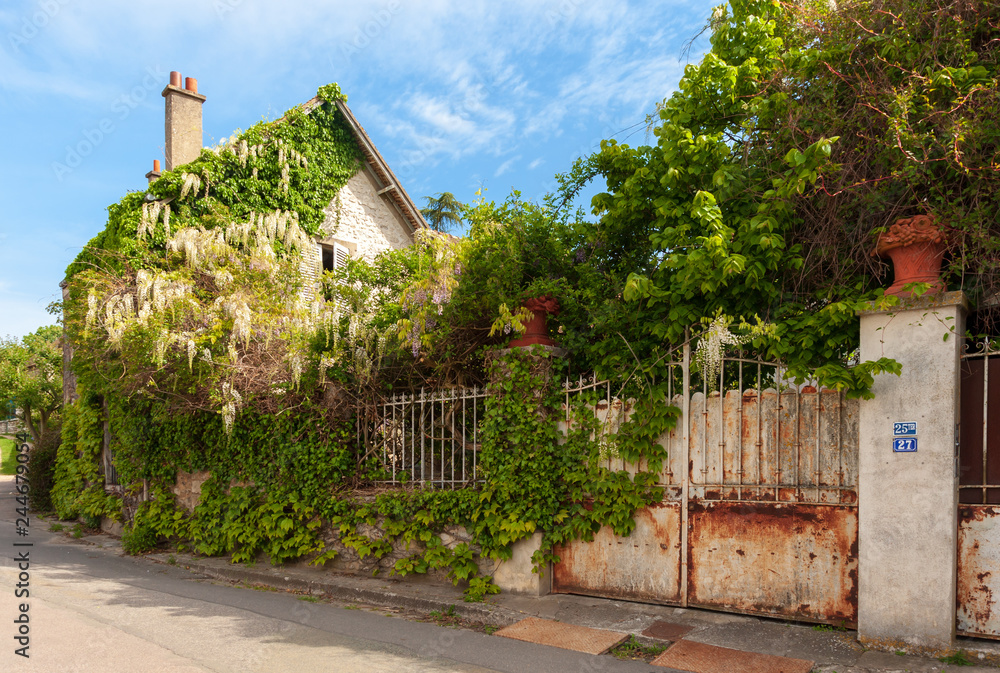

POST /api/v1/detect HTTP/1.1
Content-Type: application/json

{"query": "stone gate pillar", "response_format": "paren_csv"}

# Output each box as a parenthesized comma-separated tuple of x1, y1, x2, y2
(858, 291, 967, 650)
(486, 344, 565, 596)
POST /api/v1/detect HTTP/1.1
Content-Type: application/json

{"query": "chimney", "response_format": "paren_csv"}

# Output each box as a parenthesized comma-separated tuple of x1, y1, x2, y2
(145, 159, 161, 184)
(162, 71, 206, 172)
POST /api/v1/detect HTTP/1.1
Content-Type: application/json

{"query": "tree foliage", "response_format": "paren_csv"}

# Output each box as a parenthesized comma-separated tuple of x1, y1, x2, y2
(420, 192, 464, 233)
(555, 0, 1000, 386)
(0, 325, 62, 442)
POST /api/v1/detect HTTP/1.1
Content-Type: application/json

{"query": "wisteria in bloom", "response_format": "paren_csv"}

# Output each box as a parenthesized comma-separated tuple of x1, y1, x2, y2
(693, 315, 749, 385)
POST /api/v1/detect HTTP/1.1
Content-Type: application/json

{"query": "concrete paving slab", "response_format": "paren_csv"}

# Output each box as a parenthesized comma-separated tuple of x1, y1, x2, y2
(689, 617, 864, 665)
(857, 650, 946, 671)
(495, 617, 628, 655)
(650, 640, 814, 673)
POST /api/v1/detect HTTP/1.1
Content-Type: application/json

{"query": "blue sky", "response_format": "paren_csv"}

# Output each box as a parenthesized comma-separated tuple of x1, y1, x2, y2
(0, 0, 712, 340)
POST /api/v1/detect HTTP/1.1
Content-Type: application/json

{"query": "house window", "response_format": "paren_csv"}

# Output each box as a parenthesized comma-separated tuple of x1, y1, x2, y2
(320, 242, 350, 272)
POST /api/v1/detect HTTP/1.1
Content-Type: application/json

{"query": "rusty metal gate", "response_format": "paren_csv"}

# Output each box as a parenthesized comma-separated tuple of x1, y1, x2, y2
(552, 346, 860, 625)
(958, 339, 1000, 639)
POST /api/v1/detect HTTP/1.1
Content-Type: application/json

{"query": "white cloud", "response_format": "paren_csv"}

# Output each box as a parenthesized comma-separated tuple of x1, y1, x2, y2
(494, 155, 521, 178)
(528, 157, 544, 170)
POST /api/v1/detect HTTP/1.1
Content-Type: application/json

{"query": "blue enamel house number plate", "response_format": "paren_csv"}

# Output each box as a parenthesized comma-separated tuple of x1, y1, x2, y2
(893, 422, 917, 452)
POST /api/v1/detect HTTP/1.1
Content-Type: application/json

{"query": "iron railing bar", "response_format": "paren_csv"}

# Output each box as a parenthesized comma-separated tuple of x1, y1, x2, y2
(815, 387, 822, 502)
(451, 393, 457, 489)
(680, 330, 691, 608)
(757, 361, 763, 501)
(776, 362, 782, 500)
(984, 354, 990, 503)
(794, 379, 801, 502)
(420, 387, 426, 484)
(737, 355, 743, 501)
(718, 356, 725, 491)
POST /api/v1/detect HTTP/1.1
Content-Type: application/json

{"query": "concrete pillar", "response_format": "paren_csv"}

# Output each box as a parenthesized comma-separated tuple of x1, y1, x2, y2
(491, 532, 551, 596)
(858, 291, 968, 650)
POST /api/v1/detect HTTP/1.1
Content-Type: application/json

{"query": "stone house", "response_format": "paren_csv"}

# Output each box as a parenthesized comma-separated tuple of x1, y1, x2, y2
(62, 72, 427, 407)
(150, 71, 427, 276)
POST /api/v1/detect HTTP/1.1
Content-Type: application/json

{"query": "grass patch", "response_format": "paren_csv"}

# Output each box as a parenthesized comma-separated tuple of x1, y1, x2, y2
(0, 437, 17, 475)
(609, 635, 668, 663)
(939, 649, 975, 666)
(424, 605, 463, 627)
(812, 622, 849, 632)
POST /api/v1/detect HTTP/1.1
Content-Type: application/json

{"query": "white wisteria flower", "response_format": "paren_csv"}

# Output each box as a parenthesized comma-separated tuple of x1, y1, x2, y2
(694, 315, 748, 385)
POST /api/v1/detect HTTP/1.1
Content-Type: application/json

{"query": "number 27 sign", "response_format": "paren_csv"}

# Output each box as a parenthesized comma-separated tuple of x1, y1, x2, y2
(893, 437, 917, 453)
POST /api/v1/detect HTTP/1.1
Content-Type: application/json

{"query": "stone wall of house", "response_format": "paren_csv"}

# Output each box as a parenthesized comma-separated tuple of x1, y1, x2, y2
(172, 469, 212, 513)
(319, 168, 414, 261)
(170, 469, 476, 576)
(300, 521, 476, 579)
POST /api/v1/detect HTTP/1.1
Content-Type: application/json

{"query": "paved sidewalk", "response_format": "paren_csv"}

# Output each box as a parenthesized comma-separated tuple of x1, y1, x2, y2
(66, 526, 1000, 673)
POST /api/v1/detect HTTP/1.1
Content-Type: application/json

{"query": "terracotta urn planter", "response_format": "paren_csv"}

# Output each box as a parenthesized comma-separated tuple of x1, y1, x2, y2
(508, 296, 560, 348)
(874, 215, 948, 297)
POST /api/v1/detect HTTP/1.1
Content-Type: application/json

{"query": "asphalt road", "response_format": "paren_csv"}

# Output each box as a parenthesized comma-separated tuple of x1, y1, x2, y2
(0, 470, 663, 673)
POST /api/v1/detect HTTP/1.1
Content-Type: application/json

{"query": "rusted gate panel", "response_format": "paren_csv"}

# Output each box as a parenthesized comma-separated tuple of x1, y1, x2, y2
(552, 502, 683, 604)
(957, 346, 1000, 638)
(686, 385, 859, 624)
(552, 355, 860, 625)
(958, 506, 1000, 638)
(687, 501, 858, 623)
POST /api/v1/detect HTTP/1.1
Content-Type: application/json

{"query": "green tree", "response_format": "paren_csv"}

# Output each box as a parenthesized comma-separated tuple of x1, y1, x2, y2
(0, 325, 63, 442)
(557, 0, 999, 389)
(420, 192, 464, 233)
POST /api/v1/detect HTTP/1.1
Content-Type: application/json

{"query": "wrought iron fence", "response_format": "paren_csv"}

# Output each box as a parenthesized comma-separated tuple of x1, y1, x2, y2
(561, 349, 859, 506)
(103, 446, 120, 489)
(357, 348, 859, 500)
(361, 386, 488, 487)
